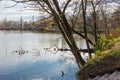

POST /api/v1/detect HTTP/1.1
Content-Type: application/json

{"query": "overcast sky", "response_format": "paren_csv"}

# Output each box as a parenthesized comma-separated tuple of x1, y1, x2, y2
(0, 0, 119, 22)
(0, 0, 40, 22)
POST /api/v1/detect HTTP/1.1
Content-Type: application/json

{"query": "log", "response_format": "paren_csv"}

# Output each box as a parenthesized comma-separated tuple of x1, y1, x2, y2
(78, 48, 94, 53)
(58, 48, 94, 53)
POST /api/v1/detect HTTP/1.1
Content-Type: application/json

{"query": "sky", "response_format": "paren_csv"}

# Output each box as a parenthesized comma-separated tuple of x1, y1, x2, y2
(0, 0, 40, 22)
(0, 0, 119, 22)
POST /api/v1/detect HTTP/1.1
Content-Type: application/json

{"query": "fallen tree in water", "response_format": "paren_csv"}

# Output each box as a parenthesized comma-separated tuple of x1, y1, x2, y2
(58, 48, 94, 53)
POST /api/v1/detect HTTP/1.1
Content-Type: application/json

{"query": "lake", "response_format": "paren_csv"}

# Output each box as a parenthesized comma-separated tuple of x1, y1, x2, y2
(0, 30, 90, 80)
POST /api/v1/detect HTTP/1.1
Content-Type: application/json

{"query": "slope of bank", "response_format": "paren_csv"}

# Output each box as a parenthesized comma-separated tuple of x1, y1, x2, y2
(77, 41, 120, 80)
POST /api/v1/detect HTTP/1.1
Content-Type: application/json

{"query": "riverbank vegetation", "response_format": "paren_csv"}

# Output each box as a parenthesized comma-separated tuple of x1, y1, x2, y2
(77, 28, 120, 79)
(77, 39, 120, 80)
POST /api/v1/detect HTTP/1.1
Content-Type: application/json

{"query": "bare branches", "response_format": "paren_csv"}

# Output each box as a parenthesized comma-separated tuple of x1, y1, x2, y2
(63, 0, 71, 13)
(11, 0, 30, 3)
(5, 2, 18, 8)
(52, 0, 62, 14)
(37, 1, 52, 15)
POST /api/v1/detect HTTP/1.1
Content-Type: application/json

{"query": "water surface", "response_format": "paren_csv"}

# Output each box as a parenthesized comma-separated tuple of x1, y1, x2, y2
(0, 31, 81, 80)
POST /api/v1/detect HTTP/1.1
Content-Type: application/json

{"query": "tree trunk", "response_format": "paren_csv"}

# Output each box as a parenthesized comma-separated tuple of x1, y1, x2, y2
(92, 4, 98, 44)
(81, 0, 92, 58)
(41, 0, 86, 69)
(53, 14, 86, 68)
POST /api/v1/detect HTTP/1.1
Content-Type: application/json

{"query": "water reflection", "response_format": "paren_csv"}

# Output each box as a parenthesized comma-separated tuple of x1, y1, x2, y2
(0, 31, 78, 80)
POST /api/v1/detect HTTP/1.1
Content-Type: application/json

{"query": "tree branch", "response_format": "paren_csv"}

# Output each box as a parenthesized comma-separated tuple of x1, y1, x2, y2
(63, 0, 71, 13)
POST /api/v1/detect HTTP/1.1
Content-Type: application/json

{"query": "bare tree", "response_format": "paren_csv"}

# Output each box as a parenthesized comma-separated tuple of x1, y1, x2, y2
(89, 0, 101, 43)
(80, 0, 92, 58)
(11, 0, 88, 69)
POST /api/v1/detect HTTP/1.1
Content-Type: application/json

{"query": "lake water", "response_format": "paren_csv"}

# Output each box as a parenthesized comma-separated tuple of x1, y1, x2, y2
(0, 30, 90, 80)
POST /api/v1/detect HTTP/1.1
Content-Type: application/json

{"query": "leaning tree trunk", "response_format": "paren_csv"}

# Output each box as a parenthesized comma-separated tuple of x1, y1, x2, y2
(43, 0, 86, 69)
(54, 14, 86, 68)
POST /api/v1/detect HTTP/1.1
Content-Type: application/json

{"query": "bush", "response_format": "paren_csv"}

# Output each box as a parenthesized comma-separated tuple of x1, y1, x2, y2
(94, 34, 120, 56)
(94, 34, 107, 56)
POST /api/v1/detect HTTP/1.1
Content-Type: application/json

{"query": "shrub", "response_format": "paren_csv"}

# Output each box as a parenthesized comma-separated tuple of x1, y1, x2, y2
(94, 34, 120, 56)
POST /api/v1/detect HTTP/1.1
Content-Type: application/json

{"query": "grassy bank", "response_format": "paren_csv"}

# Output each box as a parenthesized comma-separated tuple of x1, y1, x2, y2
(77, 41, 120, 80)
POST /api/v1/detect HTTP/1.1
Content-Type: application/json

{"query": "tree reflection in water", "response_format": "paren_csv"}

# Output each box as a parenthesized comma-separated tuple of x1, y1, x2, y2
(44, 37, 76, 65)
